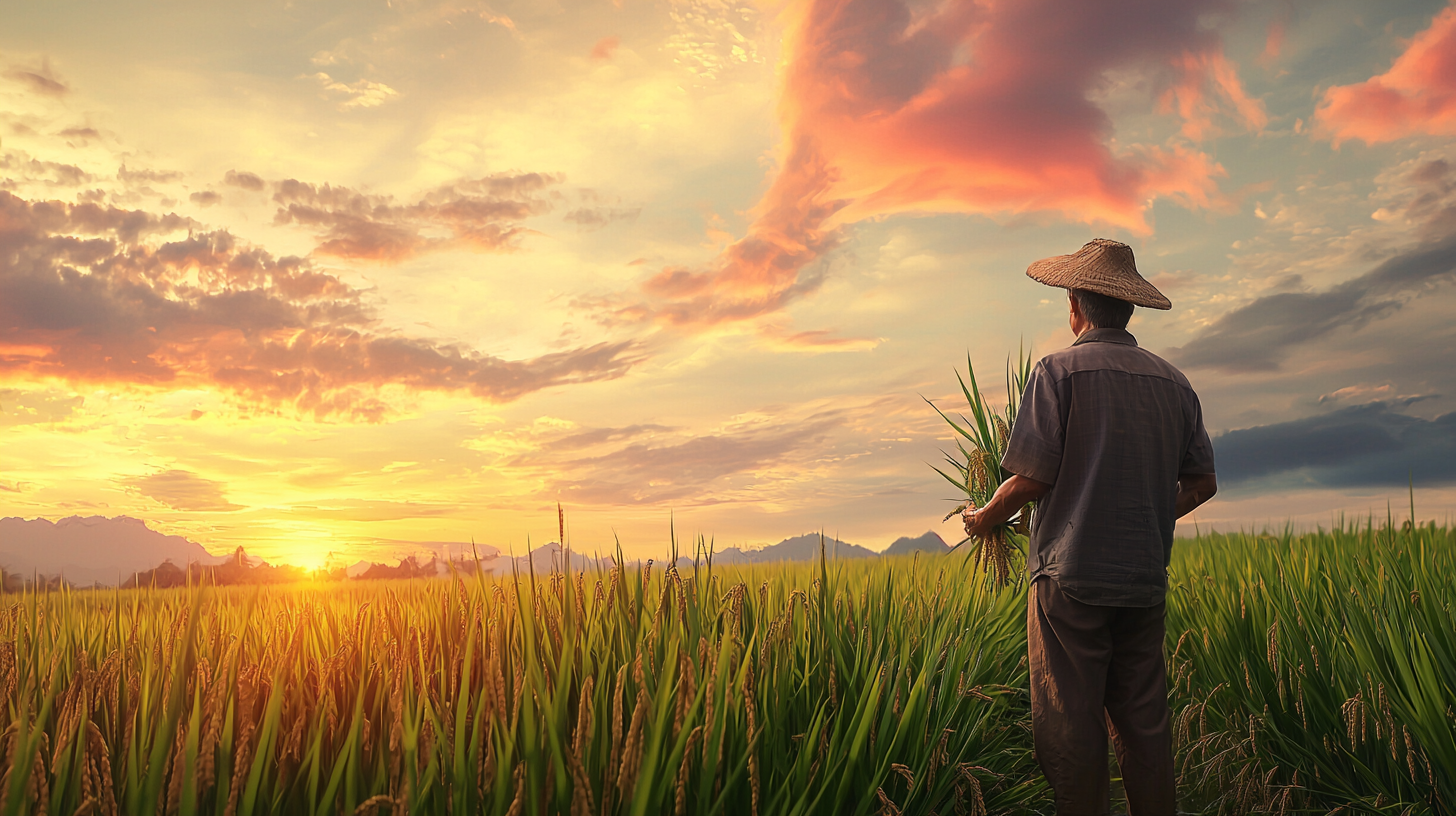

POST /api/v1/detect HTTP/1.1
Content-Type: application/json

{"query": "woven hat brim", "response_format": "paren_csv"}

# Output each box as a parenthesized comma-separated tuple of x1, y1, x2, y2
(1026, 253, 1172, 310)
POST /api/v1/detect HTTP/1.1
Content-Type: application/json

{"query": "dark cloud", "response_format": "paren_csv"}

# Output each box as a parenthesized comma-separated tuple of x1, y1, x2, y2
(1214, 401, 1456, 489)
(134, 469, 243, 511)
(0, 190, 641, 420)
(1168, 235, 1456, 371)
(223, 170, 266, 191)
(271, 173, 561, 260)
(189, 190, 222, 207)
(4, 61, 68, 96)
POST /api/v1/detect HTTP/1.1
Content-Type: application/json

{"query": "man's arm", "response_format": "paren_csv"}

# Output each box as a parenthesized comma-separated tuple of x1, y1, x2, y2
(962, 474, 1051, 539)
(1175, 472, 1217, 519)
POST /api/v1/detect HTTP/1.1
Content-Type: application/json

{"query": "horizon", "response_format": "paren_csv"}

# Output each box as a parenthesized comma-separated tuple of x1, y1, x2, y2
(4, 509, 1451, 576)
(4, 0, 1456, 567)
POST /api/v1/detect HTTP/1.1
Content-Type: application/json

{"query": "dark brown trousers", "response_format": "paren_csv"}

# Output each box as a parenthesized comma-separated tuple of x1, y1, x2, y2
(1027, 576, 1176, 816)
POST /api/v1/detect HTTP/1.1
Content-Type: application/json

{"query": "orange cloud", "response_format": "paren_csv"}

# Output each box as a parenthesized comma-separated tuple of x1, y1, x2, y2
(1315, 2, 1456, 145)
(590, 36, 620, 60)
(609, 0, 1248, 329)
(0, 192, 640, 420)
(1160, 50, 1268, 140)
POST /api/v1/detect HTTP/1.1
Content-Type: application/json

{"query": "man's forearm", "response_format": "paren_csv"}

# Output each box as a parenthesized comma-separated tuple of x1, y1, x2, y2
(1175, 473, 1218, 519)
(975, 474, 1051, 527)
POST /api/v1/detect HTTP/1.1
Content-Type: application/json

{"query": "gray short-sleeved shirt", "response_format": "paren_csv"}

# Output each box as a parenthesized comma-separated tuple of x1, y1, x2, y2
(1001, 328, 1215, 607)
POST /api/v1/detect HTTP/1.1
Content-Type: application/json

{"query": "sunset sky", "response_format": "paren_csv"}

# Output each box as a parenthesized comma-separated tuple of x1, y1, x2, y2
(4, 0, 1456, 567)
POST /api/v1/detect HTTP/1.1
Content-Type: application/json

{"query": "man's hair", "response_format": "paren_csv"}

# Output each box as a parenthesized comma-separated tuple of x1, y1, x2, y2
(1069, 288, 1135, 329)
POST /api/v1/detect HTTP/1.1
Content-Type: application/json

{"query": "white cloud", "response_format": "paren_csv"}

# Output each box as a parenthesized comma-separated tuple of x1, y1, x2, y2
(308, 72, 400, 109)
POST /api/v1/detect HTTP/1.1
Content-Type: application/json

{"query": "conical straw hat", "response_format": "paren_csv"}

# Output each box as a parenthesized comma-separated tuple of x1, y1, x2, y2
(1025, 238, 1171, 310)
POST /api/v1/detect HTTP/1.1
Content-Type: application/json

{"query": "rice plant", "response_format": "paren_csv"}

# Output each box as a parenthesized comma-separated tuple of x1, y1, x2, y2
(1167, 516, 1456, 814)
(927, 345, 1035, 586)
(0, 544, 1041, 816)
(1, 518, 1452, 814)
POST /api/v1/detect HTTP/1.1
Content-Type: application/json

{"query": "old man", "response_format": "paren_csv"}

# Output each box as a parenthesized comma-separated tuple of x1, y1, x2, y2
(961, 238, 1218, 815)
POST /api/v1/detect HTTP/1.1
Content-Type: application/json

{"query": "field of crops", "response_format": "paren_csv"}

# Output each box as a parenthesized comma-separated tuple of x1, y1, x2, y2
(0, 519, 1452, 816)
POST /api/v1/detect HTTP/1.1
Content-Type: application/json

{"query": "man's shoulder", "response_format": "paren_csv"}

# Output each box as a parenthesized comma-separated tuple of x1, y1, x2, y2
(1041, 340, 1194, 389)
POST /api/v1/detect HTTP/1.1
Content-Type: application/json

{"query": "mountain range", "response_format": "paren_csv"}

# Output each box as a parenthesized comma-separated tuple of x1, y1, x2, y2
(0, 516, 226, 587)
(0, 516, 951, 586)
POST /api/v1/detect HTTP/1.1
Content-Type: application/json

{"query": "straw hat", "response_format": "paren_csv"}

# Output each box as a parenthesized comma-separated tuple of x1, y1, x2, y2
(1025, 238, 1171, 310)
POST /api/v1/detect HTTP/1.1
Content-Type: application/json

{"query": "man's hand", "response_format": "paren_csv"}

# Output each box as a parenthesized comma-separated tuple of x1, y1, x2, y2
(963, 503, 996, 539)
(960, 474, 1052, 538)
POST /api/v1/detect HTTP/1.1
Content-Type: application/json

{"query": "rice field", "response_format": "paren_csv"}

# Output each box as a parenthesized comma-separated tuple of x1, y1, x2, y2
(0, 519, 1452, 816)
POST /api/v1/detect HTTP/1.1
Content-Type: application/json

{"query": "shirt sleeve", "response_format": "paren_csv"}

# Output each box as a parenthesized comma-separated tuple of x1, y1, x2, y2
(1001, 362, 1064, 485)
(1179, 391, 1216, 475)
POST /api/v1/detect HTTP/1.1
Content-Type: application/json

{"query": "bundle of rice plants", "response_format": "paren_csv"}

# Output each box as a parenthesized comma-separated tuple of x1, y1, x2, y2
(927, 345, 1035, 586)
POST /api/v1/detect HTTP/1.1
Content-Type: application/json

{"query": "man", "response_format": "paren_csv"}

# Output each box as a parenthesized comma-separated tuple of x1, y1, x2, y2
(961, 238, 1218, 816)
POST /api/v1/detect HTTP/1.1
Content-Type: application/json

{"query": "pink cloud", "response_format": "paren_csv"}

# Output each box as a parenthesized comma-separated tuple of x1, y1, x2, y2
(271, 173, 560, 261)
(609, 0, 1252, 329)
(1161, 50, 1269, 140)
(0, 192, 640, 420)
(1316, 2, 1456, 145)
(1258, 13, 1288, 69)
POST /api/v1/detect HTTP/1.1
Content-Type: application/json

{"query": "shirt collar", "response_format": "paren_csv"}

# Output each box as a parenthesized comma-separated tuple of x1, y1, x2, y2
(1072, 327, 1139, 347)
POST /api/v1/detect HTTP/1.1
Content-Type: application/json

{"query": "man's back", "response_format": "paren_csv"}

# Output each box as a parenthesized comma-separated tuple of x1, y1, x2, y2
(1002, 327, 1215, 606)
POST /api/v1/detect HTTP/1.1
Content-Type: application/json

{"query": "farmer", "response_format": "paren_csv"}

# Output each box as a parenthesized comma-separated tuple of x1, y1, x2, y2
(960, 238, 1218, 816)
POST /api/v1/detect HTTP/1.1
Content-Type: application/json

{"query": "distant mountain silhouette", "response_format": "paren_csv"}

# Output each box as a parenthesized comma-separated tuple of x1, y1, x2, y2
(343, 543, 615, 581)
(883, 531, 950, 556)
(705, 533, 879, 565)
(0, 516, 225, 587)
(123, 546, 307, 588)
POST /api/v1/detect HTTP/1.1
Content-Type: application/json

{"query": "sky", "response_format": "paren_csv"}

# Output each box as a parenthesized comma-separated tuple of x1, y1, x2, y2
(3, 0, 1456, 568)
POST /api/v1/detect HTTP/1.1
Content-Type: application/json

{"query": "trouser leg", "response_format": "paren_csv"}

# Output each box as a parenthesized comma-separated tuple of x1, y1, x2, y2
(1104, 601, 1176, 816)
(1028, 577, 1114, 816)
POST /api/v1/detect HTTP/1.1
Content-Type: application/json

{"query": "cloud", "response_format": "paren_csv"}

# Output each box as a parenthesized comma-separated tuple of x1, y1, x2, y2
(503, 416, 837, 505)
(0, 152, 90, 187)
(563, 206, 639, 231)
(760, 328, 881, 352)
(1167, 233, 1456, 371)
(57, 127, 100, 144)
(589, 36, 620, 60)
(308, 72, 400, 110)
(541, 423, 834, 505)
(1160, 49, 1269, 140)
(134, 469, 243, 511)
(1258, 11, 1289, 69)
(282, 500, 455, 522)
(1315, 2, 1456, 145)
(271, 173, 561, 260)
(0, 190, 642, 419)
(189, 190, 221, 207)
(4, 61, 69, 96)
(1214, 401, 1456, 489)
(223, 170, 266, 191)
(118, 165, 183, 185)
(606, 0, 1255, 329)
(0, 387, 82, 427)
